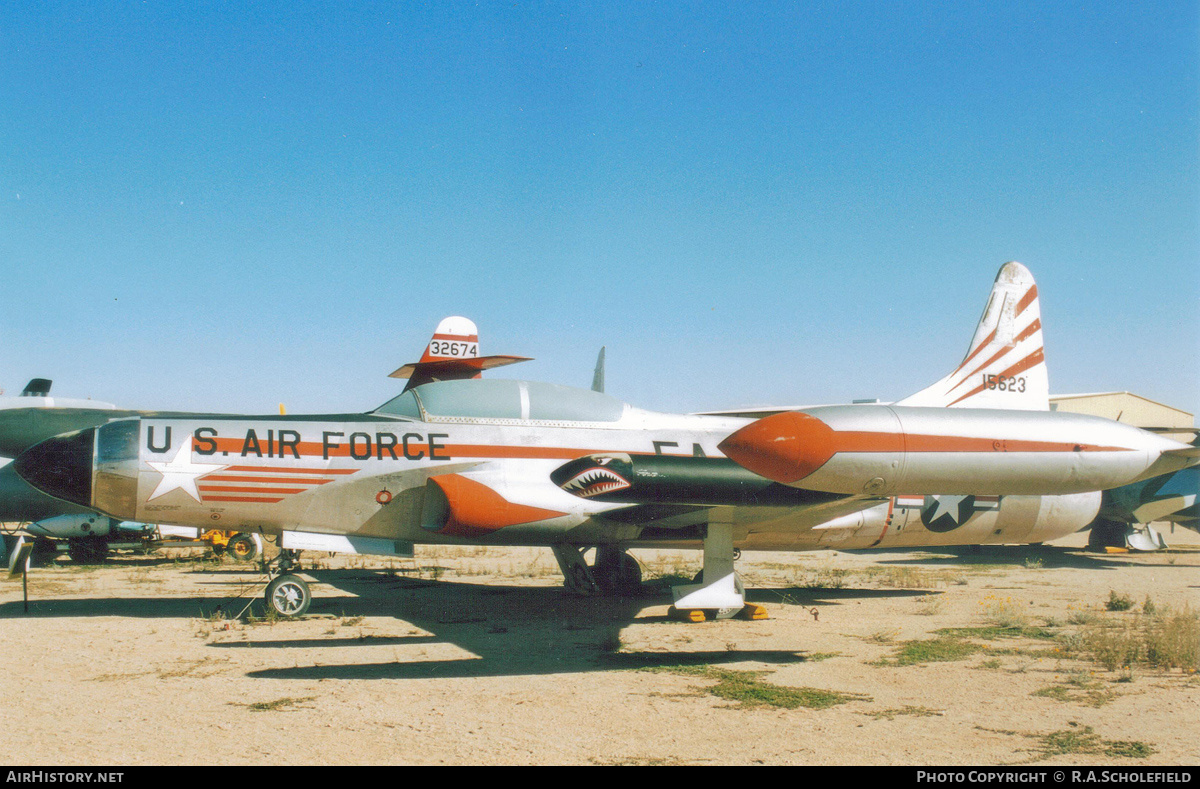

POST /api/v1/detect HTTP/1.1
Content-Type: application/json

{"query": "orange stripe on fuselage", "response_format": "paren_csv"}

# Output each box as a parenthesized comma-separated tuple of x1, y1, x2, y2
(195, 435, 608, 462)
(790, 431, 1127, 456)
(223, 465, 357, 475)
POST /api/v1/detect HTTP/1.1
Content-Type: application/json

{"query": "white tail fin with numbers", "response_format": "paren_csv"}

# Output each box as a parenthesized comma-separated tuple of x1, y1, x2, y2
(387, 316, 533, 392)
(897, 261, 1049, 411)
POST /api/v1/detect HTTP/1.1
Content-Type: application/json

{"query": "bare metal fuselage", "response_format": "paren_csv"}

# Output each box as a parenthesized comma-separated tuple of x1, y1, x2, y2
(16, 397, 1108, 555)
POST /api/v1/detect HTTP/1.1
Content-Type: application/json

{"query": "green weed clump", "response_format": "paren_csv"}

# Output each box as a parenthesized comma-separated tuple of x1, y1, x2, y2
(1077, 603, 1198, 674)
(1033, 725, 1154, 760)
(980, 723, 1157, 763)
(653, 665, 870, 710)
(878, 636, 985, 666)
(1106, 590, 1134, 612)
(979, 595, 1030, 629)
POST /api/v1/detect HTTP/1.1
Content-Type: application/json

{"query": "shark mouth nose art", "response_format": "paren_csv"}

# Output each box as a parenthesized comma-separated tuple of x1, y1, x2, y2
(551, 454, 633, 499)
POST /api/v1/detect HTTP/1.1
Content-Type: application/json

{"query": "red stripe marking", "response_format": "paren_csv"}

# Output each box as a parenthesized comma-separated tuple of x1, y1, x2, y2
(1015, 285, 1038, 316)
(201, 496, 286, 503)
(203, 475, 333, 485)
(869, 499, 895, 547)
(199, 485, 308, 494)
(954, 327, 997, 374)
(947, 347, 1045, 406)
(948, 317, 1039, 385)
(1013, 317, 1041, 345)
(947, 343, 1018, 395)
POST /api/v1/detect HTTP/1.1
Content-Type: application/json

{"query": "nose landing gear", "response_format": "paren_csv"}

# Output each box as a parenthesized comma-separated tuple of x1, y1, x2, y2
(265, 573, 312, 617)
(261, 549, 311, 618)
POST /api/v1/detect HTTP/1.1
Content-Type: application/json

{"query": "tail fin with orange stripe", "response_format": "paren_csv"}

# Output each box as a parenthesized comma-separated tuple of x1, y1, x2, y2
(897, 261, 1049, 411)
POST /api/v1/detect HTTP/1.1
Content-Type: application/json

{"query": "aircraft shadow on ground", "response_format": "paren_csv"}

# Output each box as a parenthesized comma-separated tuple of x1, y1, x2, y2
(854, 545, 1147, 571)
(0, 565, 278, 618)
(0, 594, 249, 619)
(0, 565, 924, 623)
(213, 570, 830, 680)
(5, 550, 1175, 679)
(244, 649, 817, 681)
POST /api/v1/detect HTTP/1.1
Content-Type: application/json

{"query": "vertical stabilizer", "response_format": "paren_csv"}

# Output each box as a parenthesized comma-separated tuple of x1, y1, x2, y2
(389, 316, 532, 391)
(897, 262, 1048, 410)
(592, 347, 606, 393)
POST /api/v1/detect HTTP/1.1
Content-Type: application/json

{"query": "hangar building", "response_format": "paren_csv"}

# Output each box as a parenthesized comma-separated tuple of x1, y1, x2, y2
(1049, 392, 1195, 444)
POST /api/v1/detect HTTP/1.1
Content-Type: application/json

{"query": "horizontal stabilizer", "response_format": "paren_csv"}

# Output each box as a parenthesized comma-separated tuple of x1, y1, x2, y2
(21, 379, 52, 397)
(389, 316, 532, 391)
(389, 355, 532, 380)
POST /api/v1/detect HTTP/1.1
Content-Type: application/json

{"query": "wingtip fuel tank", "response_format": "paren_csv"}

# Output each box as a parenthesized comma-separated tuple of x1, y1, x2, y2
(717, 405, 1197, 497)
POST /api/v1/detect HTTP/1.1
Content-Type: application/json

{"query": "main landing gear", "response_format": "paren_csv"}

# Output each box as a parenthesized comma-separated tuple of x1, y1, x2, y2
(552, 518, 767, 622)
(66, 536, 109, 564)
(666, 515, 766, 622)
(552, 545, 643, 596)
(1087, 518, 1168, 553)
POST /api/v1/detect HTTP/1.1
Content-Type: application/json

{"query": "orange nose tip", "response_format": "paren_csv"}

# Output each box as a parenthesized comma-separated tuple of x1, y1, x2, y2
(717, 411, 837, 484)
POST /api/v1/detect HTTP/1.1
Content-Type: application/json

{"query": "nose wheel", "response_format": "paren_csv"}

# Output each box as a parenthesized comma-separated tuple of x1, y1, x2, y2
(265, 574, 311, 617)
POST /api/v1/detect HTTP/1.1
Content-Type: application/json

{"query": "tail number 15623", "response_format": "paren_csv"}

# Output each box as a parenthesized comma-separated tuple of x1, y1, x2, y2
(983, 374, 1026, 393)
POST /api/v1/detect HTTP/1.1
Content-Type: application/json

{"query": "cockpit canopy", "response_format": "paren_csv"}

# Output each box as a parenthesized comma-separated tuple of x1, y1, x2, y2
(372, 379, 628, 424)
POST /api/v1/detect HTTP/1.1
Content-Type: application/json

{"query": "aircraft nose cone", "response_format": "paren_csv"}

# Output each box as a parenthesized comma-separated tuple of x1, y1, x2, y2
(718, 412, 838, 484)
(12, 428, 96, 508)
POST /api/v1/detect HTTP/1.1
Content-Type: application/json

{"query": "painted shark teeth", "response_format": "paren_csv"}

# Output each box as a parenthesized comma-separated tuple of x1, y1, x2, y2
(559, 467, 632, 498)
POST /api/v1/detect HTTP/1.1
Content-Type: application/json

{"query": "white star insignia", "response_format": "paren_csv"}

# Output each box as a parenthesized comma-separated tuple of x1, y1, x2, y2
(924, 495, 971, 525)
(146, 442, 227, 502)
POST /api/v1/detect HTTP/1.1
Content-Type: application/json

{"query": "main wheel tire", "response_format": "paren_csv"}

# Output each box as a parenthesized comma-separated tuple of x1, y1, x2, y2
(30, 537, 58, 566)
(265, 574, 311, 617)
(1087, 519, 1127, 551)
(595, 552, 642, 596)
(227, 533, 259, 562)
(67, 537, 109, 564)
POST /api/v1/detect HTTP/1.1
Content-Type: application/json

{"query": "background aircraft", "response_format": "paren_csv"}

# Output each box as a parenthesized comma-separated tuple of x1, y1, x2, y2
(13, 263, 1197, 621)
(1087, 465, 1199, 550)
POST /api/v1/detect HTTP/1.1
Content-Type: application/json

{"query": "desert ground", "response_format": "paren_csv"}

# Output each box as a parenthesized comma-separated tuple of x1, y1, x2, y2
(2, 528, 1198, 766)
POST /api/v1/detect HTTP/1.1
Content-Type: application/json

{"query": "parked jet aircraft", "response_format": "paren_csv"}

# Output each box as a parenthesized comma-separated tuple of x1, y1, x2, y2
(1, 321, 524, 565)
(13, 264, 1198, 619)
(1084, 464, 1199, 551)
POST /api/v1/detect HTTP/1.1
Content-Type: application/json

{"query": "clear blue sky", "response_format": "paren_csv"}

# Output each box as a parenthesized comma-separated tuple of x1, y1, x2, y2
(1, 3, 1196, 420)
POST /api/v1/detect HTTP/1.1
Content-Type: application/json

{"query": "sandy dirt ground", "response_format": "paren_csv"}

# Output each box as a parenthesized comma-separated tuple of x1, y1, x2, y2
(2, 528, 1198, 766)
